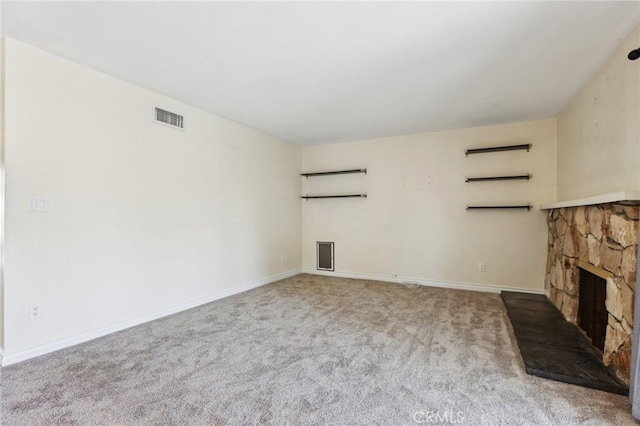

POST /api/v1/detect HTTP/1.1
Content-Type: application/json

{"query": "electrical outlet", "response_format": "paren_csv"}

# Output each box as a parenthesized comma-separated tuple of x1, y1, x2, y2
(30, 304, 41, 319)
(478, 262, 487, 272)
(280, 254, 285, 263)
(28, 197, 48, 212)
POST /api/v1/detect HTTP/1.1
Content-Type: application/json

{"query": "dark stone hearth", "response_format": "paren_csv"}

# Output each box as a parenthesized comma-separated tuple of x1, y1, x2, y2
(502, 291, 628, 395)
(508, 320, 594, 351)
(503, 297, 561, 314)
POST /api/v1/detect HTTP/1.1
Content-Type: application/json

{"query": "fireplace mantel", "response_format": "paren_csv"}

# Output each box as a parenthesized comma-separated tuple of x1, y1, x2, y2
(540, 191, 640, 210)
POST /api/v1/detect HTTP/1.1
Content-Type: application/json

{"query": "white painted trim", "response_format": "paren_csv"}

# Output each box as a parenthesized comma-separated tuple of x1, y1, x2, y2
(540, 191, 640, 210)
(2, 268, 301, 366)
(301, 268, 546, 295)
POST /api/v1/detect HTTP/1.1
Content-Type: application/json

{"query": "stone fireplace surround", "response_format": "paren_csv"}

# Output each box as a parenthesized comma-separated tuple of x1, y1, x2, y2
(544, 197, 638, 384)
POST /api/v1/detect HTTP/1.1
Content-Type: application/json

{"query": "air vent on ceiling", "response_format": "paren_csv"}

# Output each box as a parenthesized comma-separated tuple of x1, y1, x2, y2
(154, 107, 184, 130)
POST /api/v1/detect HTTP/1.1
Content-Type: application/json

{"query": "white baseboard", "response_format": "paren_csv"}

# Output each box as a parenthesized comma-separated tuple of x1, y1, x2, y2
(2, 268, 301, 367)
(301, 268, 546, 295)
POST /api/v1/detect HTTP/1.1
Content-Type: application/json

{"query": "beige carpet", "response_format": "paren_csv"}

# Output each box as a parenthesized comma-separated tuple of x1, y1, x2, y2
(1, 274, 634, 425)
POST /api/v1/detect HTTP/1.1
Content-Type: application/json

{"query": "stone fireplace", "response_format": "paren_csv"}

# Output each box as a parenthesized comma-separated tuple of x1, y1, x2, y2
(545, 202, 638, 384)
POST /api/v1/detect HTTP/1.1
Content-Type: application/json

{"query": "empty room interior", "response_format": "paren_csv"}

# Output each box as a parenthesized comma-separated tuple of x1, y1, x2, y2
(1, 1, 640, 425)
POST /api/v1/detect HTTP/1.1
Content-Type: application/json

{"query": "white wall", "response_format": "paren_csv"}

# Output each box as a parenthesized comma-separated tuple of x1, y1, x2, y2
(557, 24, 640, 200)
(2, 38, 301, 362)
(302, 119, 557, 292)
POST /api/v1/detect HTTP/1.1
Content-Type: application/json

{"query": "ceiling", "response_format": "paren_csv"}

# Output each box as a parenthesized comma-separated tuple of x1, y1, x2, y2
(2, 2, 639, 145)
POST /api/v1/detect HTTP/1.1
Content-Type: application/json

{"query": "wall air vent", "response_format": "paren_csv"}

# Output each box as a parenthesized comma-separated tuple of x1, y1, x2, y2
(154, 107, 184, 130)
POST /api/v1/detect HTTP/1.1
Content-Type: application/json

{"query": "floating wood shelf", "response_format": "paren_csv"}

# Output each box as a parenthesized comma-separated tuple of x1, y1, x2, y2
(301, 169, 367, 178)
(465, 144, 532, 156)
(302, 194, 367, 199)
(466, 174, 532, 183)
(466, 204, 532, 211)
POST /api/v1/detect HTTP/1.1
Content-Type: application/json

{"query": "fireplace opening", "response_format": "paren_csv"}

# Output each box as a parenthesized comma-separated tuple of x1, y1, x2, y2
(577, 267, 608, 352)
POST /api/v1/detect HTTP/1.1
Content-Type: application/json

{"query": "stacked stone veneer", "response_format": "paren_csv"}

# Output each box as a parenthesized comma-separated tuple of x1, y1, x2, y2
(545, 203, 638, 384)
